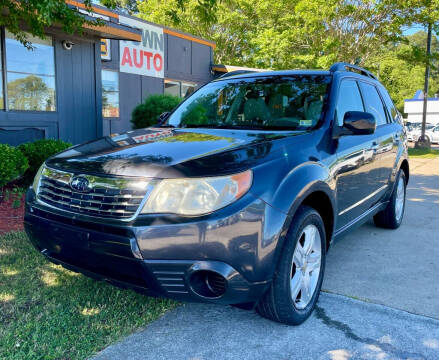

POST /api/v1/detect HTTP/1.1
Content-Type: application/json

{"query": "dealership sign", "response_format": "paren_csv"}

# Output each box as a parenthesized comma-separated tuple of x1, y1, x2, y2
(119, 16, 164, 78)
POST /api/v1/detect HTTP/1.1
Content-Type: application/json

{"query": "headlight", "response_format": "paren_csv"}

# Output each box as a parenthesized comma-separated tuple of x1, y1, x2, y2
(141, 170, 252, 215)
(32, 164, 45, 194)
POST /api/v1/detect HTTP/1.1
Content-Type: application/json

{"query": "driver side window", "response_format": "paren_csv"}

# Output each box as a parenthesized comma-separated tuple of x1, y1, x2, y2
(335, 80, 364, 126)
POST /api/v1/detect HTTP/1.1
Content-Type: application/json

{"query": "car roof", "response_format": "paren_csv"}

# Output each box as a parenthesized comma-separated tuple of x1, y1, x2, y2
(212, 69, 332, 81)
(212, 69, 383, 85)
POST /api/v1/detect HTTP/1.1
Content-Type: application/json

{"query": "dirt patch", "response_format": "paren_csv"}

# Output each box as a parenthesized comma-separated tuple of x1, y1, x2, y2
(0, 189, 25, 235)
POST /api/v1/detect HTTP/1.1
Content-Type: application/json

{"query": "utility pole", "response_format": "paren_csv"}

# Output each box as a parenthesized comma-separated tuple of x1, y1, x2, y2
(416, 22, 432, 149)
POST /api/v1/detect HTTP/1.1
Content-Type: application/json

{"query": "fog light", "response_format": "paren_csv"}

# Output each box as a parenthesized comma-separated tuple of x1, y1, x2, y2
(189, 270, 227, 298)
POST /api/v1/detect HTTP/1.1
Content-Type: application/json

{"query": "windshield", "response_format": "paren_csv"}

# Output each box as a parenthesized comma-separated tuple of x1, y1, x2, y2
(166, 75, 332, 130)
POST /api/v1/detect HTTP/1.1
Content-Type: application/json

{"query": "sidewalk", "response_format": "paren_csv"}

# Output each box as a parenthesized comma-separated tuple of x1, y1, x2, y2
(323, 157, 439, 319)
(93, 293, 439, 360)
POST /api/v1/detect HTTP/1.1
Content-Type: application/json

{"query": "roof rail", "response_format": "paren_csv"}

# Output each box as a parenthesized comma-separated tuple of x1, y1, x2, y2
(329, 62, 378, 81)
(216, 70, 256, 79)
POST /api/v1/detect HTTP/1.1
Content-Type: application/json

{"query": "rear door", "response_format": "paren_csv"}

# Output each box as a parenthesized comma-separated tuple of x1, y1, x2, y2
(358, 82, 396, 189)
(334, 79, 381, 229)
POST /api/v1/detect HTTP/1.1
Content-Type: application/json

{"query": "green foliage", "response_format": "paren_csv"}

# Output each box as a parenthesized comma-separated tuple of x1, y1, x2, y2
(139, 1, 439, 113)
(408, 147, 439, 158)
(18, 139, 72, 186)
(131, 94, 182, 129)
(0, 0, 106, 49)
(0, 231, 177, 360)
(7, 75, 54, 111)
(100, 0, 138, 14)
(366, 31, 439, 112)
(138, 0, 401, 69)
(0, 144, 28, 188)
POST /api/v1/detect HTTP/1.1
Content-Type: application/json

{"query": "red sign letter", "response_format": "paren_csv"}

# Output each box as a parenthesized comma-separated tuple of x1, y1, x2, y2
(153, 54, 163, 71)
(121, 47, 133, 67)
(133, 49, 143, 68)
(143, 51, 153, 70)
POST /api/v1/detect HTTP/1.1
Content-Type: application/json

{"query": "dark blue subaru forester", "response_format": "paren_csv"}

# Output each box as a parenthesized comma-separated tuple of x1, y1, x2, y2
(25, 63, 409, 325)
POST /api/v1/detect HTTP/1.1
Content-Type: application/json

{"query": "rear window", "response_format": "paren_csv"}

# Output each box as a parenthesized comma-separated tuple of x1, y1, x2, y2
(379, 87, 401, 124)
(359, 82, 387, 126)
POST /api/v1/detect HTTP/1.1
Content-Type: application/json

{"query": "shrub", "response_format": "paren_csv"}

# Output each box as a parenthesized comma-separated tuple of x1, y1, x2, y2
(18, 139, 72, 186)
(131, 94, 182, 129)
(0, 144, 29, 188)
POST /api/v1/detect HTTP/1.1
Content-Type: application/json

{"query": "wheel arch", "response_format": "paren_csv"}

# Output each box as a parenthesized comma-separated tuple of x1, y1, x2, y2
(271, 180, 336, 276)
(400, 159, 409, 184)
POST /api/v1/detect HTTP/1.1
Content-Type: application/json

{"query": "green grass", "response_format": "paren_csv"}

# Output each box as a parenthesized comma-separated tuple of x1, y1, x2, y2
(408, 147, 439, 158)
(0, 232, 178, 360)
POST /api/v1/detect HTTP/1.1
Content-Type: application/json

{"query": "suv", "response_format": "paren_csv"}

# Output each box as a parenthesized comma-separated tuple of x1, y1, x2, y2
(25, 62, 409, 325)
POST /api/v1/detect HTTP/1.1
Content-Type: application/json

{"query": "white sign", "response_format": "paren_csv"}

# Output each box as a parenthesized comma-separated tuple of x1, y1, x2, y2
(119, 16, 164, 78)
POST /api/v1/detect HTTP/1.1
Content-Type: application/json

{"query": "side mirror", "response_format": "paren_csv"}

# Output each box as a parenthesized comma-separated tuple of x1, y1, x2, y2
(157, 112, 170, 125)
(334, 111, 376, 138)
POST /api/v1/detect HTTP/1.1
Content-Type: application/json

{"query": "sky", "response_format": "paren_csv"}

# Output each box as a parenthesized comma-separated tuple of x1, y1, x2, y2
(403, 25, 438, 37)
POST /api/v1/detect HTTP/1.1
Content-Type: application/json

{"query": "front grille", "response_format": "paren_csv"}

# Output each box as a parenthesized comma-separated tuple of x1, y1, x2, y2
(37, 167, 150, 219)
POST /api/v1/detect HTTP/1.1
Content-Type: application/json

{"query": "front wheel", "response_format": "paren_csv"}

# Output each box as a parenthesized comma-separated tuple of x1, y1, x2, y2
(256, 205, 326, 325)
(373, 169, 406, 229)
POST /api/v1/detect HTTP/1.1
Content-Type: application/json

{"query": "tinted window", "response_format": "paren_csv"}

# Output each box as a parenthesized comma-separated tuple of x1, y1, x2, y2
(359, 82, 387, 126)
(0, 41, 3, 109)
(379, 87, 400, 124)
(335, 80, 364, 126)
(167, 75, 331, 130)
(102, 70, 119, 117)
(6, 31, 56, 111)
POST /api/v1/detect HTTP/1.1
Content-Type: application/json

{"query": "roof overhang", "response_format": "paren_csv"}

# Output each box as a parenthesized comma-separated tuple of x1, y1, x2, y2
(65, 0, 141, 41)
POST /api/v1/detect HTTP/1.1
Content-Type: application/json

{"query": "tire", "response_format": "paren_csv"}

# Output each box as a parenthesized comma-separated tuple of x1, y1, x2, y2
(256, 205, 326, 325)
(373, 169, 406, 229)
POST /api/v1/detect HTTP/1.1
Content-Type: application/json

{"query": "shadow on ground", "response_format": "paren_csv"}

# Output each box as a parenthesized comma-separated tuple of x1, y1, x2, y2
(93, 293, 439, 360)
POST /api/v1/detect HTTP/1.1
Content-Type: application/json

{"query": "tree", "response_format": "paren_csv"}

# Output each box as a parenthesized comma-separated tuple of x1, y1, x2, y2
(366, 31, 439, 112)
(0, 0, 104, 48)
(99, 0, 138, 14)
(138, 0, 401, 69)
(7, 75, 54, 111)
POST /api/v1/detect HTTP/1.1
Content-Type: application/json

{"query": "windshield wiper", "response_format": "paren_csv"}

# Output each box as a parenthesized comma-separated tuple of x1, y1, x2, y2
(182, 124, 298, 131)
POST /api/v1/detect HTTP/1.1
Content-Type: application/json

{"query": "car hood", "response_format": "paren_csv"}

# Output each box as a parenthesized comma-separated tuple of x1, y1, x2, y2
(46, 127, 301, 178)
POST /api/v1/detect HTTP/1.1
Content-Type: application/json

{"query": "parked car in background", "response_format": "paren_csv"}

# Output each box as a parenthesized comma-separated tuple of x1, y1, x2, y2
(406, 122, 434, 142)
(411, 124, 439, 143)
(25, 62, 409, 325)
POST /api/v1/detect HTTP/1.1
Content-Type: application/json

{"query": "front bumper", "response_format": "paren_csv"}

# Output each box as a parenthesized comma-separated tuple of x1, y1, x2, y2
(24, 190, 275, 304)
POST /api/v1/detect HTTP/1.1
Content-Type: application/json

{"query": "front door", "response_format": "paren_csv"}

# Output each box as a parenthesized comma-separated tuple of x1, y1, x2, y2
(334, 79, 381, 229)
(55, 37, 100, 144)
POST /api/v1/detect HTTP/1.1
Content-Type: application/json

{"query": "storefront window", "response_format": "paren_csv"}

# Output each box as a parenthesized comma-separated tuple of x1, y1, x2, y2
(102, 70, 119, 117)
(164, 81, 180, 97)
(181, 82, 196, 98)
(0, 41, 3, 110)
(165, 80, 197, 98)
(5, 31, 56, 111)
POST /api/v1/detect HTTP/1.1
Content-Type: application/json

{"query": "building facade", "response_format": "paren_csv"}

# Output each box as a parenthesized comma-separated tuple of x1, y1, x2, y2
(0, 1, 214, 146)
(404, 90, 439, 125)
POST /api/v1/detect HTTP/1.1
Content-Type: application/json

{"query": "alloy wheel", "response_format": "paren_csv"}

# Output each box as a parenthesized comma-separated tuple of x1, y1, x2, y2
(395, 176, 405, 222)
(290, 224, 322, 310)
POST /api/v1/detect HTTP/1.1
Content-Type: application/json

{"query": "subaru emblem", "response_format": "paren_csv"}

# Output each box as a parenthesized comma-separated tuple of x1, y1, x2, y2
(70, 176, 92, 193)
